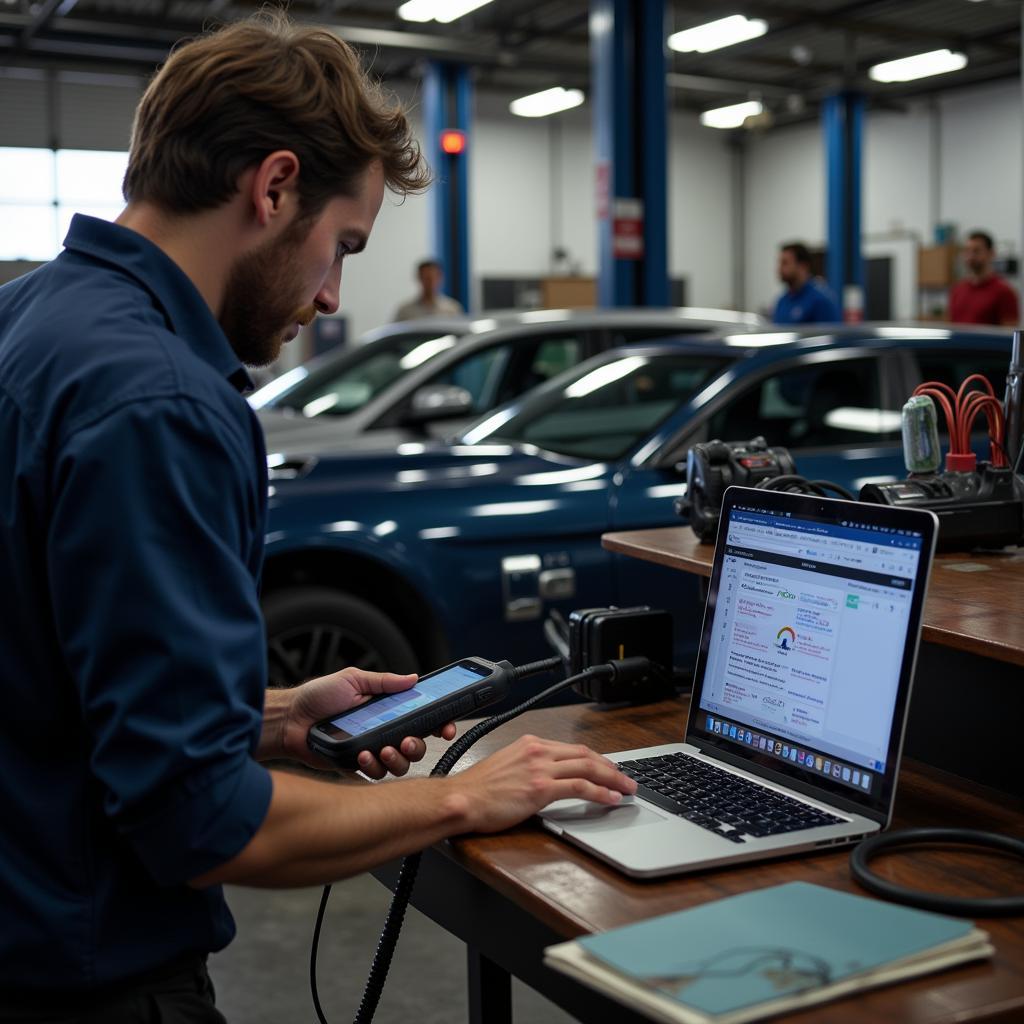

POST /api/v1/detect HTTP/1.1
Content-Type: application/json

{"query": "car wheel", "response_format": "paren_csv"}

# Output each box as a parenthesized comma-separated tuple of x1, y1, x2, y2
(263, 587, 419, 687)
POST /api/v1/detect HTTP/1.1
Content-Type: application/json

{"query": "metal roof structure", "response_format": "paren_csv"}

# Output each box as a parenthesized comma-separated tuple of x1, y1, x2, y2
(0, 0, 1019, 124)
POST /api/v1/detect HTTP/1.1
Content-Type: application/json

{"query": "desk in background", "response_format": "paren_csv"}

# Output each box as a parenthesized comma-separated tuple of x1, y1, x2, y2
(603, 527, 1024, 794)
(375, 699, 1024, 1024)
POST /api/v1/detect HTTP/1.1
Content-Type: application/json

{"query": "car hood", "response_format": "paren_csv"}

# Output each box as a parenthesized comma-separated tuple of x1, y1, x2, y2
(266, 442, 615, 542)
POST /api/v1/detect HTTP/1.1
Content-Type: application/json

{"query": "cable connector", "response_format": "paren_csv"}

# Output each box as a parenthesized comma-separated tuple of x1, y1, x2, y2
(606, 656, 653, 686)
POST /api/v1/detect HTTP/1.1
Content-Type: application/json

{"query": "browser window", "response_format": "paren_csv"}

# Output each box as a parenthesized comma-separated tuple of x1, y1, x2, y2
(699, 506, 925, 785)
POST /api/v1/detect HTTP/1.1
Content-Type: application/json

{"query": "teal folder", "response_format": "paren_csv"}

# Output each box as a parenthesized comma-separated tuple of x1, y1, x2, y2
(545, 882, 992, 1024)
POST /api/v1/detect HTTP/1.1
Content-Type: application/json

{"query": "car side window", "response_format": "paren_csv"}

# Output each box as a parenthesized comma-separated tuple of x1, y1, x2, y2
(706, 356, 892, 449)
(428, 344, 511, 413)
(494, 335, 583, 405)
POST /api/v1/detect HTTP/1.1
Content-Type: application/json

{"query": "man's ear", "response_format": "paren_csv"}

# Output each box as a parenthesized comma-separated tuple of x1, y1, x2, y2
(249, 150, 301, 228)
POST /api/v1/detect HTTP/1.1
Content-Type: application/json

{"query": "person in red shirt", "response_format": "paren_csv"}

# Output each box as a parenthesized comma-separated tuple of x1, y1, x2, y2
(948, 230, 1020, 325)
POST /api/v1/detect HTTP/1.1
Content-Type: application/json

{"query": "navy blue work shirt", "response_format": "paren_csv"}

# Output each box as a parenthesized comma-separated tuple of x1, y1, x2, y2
(773, 277, 841, 324)
(0, 215, 273, 993)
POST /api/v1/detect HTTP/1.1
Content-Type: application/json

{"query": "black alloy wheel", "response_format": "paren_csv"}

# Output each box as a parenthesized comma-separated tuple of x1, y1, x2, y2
(263, 586, 419, 688)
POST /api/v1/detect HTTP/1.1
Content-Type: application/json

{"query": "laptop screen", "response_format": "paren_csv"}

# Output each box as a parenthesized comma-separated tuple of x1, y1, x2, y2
(687, 486, 936, 818)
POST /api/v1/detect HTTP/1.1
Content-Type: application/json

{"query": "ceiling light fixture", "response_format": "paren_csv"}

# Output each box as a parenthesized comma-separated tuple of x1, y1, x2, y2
(868, 48, 967, 83)
(700, 100, 763, 130)
(668, 15, 767, 54)
(397, 0, 494, 24)
(510, 87, 585, 118)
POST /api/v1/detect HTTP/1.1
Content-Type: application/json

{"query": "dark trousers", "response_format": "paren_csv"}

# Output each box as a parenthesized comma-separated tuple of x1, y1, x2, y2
(0, 957, 226, 1024)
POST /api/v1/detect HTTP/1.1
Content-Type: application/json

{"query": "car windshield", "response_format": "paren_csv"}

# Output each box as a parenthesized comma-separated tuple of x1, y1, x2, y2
(258, 330, 467, 416)
(464, 351, 733, 460)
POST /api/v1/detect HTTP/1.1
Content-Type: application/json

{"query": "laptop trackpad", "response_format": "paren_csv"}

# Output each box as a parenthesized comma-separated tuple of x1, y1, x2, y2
(543, 800, 667, 833)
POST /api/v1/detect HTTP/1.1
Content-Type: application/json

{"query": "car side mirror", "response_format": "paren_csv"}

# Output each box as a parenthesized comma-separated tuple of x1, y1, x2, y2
(404, 384, 474, 424)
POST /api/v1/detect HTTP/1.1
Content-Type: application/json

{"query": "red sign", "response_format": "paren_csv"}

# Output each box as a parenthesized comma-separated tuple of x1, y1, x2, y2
(612, 197, 644, 260)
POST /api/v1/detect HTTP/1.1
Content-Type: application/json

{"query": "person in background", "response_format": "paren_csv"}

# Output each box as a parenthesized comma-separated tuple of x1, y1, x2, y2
(393, 258, 464, 320)
(948, 230, 1019, 326)
(773, 241, 841, 324)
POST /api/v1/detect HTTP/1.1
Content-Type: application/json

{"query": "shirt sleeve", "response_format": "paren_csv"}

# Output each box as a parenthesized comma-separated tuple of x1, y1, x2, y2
(47, 393, 272, 886)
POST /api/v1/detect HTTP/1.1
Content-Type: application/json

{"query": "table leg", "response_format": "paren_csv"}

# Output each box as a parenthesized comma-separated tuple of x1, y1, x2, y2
(467, 945, 512, 1024)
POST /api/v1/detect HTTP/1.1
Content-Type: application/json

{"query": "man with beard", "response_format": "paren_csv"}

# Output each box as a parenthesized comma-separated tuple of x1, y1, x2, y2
(0, 14, 634, 1022)
(948, 230, 1019, 325)
(773, 241, 841, 324)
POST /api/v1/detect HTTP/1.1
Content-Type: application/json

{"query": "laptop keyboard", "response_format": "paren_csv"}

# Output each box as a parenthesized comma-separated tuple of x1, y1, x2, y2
(617, 752, 845, 844)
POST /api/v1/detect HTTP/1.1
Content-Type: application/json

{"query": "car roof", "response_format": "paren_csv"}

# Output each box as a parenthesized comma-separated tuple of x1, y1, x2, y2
(585, 321, 1016, 358)
(357, 305, 765, 342)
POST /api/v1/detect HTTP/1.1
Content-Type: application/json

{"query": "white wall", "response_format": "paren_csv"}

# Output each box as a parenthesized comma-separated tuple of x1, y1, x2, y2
(743, 78, 1024, 318)
(670, 120, 736, 308)
(939, 80, 1022, 255)
(744, 122, 825, 317)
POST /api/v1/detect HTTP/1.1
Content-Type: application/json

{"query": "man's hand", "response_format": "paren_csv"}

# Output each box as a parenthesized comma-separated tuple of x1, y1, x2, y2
(263, 668, 456, 777)
(443, 734, 637, 834)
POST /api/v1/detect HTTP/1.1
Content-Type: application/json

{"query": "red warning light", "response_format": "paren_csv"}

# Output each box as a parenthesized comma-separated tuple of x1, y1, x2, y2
(440, 130, 466, 155)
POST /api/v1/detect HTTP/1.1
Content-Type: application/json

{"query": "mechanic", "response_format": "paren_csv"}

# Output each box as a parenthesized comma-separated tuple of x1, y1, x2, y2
(392, 257, 464, 320)
(773, 241, 842, 324)
(0, 14, 634, 1022)
(948, 229, 1020, 326)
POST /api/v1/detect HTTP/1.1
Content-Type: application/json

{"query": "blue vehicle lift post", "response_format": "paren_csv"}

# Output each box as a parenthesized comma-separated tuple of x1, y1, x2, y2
(823, 91, 865, 320)
(424, 61, 472, 312)
(591, 0, 669, 308)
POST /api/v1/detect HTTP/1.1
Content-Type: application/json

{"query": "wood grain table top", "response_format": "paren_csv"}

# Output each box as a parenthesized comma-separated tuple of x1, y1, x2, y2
(602, 526, 1024, 667)
(402, 698, 1024, 1023)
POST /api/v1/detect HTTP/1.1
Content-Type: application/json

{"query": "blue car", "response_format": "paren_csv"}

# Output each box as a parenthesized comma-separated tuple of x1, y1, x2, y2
(260, 325, 1012, 686)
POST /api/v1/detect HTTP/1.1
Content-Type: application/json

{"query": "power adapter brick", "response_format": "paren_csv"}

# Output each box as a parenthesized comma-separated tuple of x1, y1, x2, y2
(566, 606, 674, 704)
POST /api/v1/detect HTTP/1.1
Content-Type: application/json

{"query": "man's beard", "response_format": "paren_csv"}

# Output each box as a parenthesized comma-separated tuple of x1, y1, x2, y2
(220, 225, 317, 368)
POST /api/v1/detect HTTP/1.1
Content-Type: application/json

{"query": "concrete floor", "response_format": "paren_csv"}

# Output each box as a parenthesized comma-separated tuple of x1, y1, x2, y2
(210, 875, 579, 1024)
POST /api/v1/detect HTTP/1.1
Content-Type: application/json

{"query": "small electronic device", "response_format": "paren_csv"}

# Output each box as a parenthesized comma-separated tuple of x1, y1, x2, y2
(307, 657, 513, 769)
(566, 606, 674, 703)
(859, 465, 1024, 550)
(677, 436, 796, 541)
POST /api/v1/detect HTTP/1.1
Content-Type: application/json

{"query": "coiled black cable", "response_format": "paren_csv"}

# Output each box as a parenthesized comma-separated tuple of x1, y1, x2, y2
(310, 655, 637, 1024)
(755, 474, 854, 500)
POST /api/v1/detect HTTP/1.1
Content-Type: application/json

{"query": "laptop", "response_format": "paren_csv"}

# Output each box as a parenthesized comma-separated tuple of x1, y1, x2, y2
(541, 485, 938, 878)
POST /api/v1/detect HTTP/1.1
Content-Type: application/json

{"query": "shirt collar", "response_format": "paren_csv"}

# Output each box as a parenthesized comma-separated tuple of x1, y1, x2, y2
(62, 214, 253, 393)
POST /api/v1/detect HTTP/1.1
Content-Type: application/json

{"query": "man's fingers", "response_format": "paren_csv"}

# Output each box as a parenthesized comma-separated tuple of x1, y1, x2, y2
(545, 757, 636, 793)
(545, 779, 627, 807)
(399, 736, 428, 761)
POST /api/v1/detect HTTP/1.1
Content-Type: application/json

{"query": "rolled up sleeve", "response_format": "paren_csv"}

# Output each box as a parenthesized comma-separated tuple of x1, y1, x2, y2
(48, 393, 272, 885)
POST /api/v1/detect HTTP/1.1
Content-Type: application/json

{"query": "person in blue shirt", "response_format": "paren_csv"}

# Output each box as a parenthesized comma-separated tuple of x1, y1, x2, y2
(0, 13, 634, 1021)
(773, 242, 842, 324)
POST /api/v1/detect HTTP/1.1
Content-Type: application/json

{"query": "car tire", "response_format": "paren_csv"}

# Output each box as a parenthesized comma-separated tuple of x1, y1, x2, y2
(263, 587, 419, 688)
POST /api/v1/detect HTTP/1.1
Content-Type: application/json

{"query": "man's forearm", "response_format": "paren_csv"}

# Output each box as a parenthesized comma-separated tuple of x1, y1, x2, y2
(190, 769, 469, 889)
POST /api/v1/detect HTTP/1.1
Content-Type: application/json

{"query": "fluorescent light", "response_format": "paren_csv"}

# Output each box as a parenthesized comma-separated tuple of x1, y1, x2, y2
(722, 332, 798, 346)
(824, 408, 903, 434)
(869, 49, 967, 83)
(398, 0, 494, 23)
(510, 87, 585, 119)
(668, 15, 767, 54)
(700, 100, 763, 130)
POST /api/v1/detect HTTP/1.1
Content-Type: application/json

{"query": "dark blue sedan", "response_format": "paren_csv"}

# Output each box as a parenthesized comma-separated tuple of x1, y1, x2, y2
(260, 325, 1012, 685)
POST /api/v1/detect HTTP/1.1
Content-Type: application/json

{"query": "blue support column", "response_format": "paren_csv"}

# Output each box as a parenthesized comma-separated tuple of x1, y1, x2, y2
(591, 0, 668, 308)
(424, 62, 472, 311)
(823, 92, 865, 319)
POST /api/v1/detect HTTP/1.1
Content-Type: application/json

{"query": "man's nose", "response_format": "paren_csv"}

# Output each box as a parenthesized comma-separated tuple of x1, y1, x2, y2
(315, 262, 342, 316)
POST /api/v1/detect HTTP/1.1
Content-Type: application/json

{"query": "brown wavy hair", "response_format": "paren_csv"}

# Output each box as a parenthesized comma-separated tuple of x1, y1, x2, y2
(123, 11, 430, 214)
